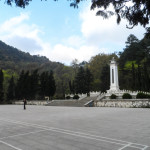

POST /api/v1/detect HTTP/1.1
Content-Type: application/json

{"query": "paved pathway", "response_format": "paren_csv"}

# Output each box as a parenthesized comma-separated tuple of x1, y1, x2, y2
(0, 105, 149, 150)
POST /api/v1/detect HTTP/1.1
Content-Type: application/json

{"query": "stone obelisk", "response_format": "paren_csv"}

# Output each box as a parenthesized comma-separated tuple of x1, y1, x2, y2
(109, 57, 119, 92)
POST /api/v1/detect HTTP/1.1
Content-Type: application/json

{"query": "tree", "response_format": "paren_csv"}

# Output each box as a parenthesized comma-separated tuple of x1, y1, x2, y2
(15, 70, 25, 99)
(71, 59, 79, 76)
(5, 0, 150, 29)
(131, 63, 136, 90)
(89, 53, 117, 91)
(69, 80, 75, 94)
(100, 64, 110, 92)
(29, 69, 39, 99)
(0, 69, 4, 103)
(39, 71, 49, 99)
(7, 76, 15, 103)
(137, 64, 142, 91)
(5, 0, 31, 8)
(143, 63, 150, 91)
(125, 34, 139, 47)
(74, 67, 93, 95)
(47, 71, 56, 99)
(90, 0, 150, 29)
(85, 68, 93, 96)
(15, 70, 30, 99)
(75, 67, 86, 94)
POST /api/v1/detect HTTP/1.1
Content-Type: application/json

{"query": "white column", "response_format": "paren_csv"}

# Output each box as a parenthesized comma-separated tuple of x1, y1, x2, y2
(109, 57, 119, 91)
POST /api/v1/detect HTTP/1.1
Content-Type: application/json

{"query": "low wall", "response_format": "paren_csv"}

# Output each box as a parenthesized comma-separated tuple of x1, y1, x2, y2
(14, 100, 48, 105)
(94, 99, 150, 108)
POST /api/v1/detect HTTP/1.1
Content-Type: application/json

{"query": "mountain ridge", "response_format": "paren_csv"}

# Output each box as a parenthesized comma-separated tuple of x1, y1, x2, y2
(0, 40, 63, 73)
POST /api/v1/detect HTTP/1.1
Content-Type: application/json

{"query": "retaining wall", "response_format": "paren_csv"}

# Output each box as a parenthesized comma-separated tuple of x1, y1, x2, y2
(94, 99, 150, 108)
(14, 100, 48, 105)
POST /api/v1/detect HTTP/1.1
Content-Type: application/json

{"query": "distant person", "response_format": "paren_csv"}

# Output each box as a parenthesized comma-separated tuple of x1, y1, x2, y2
(23, 99, 27, 110)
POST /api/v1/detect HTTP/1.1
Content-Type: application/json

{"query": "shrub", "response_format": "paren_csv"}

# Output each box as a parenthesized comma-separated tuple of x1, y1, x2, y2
(122, 93, 132, 99)
(147, 94, 150, 98)
(73, 95, 80, 99)
(110, 94, 117, 99)
(66, 96, 70, 99)
(136, 92, 147, 99)
(136, 92, 150, 99)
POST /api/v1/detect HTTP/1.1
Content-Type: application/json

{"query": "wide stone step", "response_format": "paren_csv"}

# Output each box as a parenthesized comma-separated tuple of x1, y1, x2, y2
(46, 96, 98, 107)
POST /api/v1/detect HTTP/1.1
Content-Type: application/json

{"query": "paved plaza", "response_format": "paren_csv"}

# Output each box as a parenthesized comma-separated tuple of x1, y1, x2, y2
(0, 105, 149, 150)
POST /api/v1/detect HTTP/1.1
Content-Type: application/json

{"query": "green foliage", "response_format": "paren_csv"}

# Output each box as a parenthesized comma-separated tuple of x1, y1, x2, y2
(66, 96, 71, 99)
(0, 40, 65, 74)
(124, 61, 138, 70)
(1, 33, 150, 100)
(6, 76, 15, 103)
(122, 93, 132, 99)
(74, 67, 93, 95)
(0, 69, 4, 103)
(89, 53, 118, 91)
(69, 80, 75, 94)
(85, 67, 93, 95)
(90, 0, 150, 28)
(47, 71, 56, 99)
(73, 95, 79, 99)
(136, 92, 150, 99)
(100, 64, 110, 92)
(110, 94, 117, 99)
(14, 70, 56, 100)
(75, 67, 86, 94)
(119, 34, 150, 92)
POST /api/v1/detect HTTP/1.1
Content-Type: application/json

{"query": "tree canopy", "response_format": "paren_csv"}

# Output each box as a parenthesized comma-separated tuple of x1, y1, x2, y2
(4, 0, 150, 29)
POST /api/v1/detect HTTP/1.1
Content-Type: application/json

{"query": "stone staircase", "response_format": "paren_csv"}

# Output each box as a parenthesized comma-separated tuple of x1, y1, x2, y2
(46, 96, 98, 107)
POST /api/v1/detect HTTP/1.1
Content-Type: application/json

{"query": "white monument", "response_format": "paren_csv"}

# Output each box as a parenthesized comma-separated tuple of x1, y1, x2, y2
(109, 57, 119, 92)
(102, 57, 145, 100)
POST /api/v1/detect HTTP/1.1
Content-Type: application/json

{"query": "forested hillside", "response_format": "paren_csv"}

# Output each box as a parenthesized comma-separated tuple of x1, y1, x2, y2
(118, 35, 150, 92)
(0, 40, 75, 101)
(0, 40, 63, 72)
(0, 34, 150, 104)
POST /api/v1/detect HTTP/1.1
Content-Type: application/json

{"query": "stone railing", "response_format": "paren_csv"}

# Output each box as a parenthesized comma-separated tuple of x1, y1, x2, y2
(84, 100, 94, 107)
(65, 91, 100, 100)
(13, 100, 49, 105)
(105, 90, 150, 99)
(96, 92, 106, 100)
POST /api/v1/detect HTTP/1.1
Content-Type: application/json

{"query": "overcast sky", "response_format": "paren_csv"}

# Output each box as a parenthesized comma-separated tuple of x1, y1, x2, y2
(0, 1, 146, 65)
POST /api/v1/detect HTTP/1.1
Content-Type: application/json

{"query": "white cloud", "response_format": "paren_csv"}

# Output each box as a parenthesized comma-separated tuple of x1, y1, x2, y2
(79, 4, 146, 48)
(0, 12, 106, 65)
(0, 13, 44, 53)
(62, 35, 85, 48)
(0, 4, 147, 65)
(38, 44, 105, 65)
(0, 13, 29, 33)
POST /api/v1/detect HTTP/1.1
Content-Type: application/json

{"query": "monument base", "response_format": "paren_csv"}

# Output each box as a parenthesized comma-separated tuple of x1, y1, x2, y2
(105, 89, 137, 100)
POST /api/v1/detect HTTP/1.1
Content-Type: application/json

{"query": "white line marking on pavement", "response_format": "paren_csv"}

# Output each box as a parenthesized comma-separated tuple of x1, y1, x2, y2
(118, 143, 146, 150)
(118, 143, 132, 150)
(142, 146, 149, 150)
(0, 118, 149, 150)
(0, 140, 22, 150)
(0, 129, 46, 140)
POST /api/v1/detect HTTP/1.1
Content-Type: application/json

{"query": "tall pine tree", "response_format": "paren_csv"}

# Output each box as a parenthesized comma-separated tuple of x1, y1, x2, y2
(39, 71, 49, 99)
(75, 67, 86, 94)
(29, 69, 39, 99)
(85, 68, 93, 96)
(0, 69, 4, 103)
(47, 71, 56, 100)
(100, 64, 110, 92)
(7, 76, 15, 103)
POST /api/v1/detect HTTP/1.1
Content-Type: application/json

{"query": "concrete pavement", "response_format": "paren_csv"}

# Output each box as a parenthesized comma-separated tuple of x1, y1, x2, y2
(0, 105, 149, 150)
